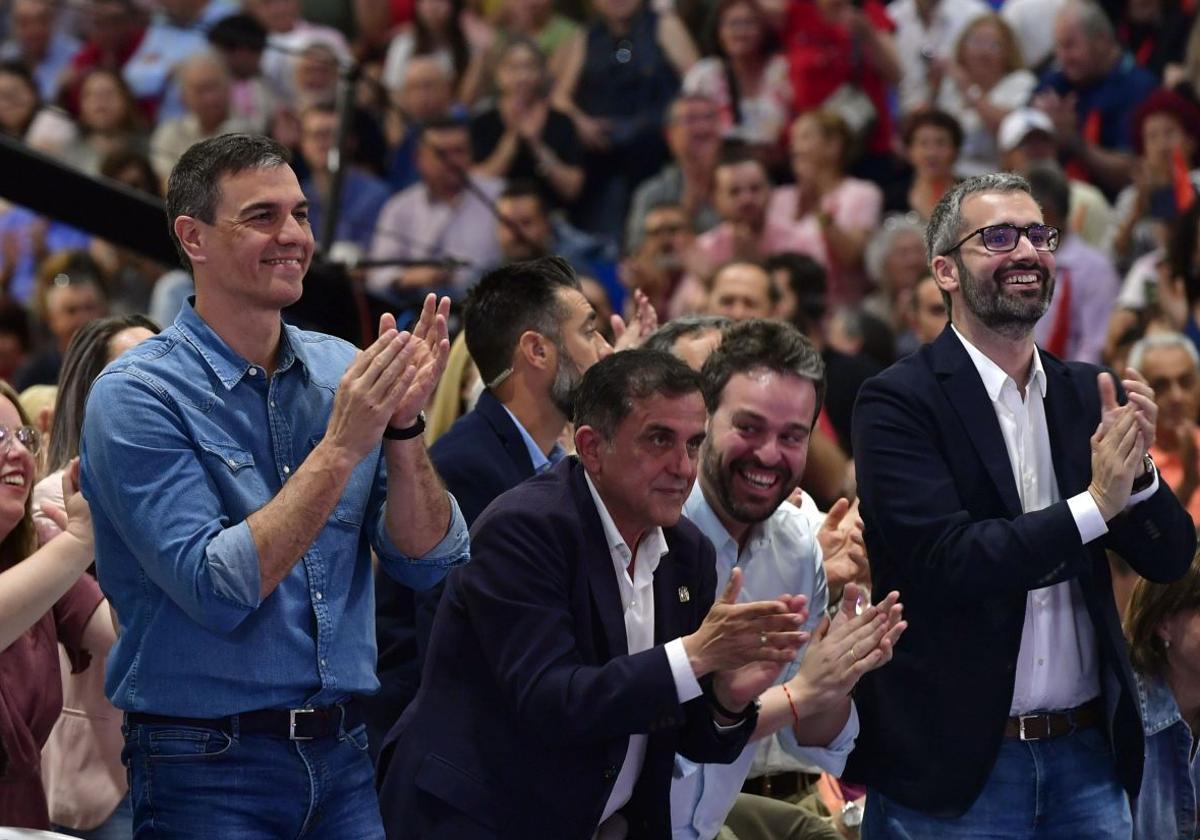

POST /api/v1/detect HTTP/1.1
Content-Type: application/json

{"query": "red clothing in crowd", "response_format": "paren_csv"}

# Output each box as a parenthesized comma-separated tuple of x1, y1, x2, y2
(783, 0, 896, 157)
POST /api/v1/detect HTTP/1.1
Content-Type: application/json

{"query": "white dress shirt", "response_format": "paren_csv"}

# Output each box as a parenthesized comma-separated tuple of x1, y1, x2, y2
(584, 475, 703, 839)
(670, 484, 859, 840)
(952, 327, 1158, 713)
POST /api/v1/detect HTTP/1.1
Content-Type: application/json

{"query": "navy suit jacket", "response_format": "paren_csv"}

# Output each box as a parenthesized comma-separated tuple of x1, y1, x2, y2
(844, 327, 1195, 816)
(376, 458, 752, 839)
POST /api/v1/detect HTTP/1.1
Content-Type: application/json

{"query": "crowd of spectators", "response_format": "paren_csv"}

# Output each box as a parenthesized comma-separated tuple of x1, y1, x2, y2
(7, 0, 1200, 836)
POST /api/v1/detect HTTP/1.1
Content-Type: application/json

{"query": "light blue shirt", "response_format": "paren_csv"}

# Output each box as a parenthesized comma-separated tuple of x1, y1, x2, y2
(123, 0, 238, 119)
(500, 404, 565, 474)
(671, 484, 859, 840)
(82, 300, 469, 716)
(0, 31, 79, 101)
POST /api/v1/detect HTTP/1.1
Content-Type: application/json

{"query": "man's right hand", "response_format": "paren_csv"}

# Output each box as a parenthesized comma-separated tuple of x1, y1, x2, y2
(324, 328, 419, 463)
(1089, 404, 1146, 521)
(683, 568, 809, 678)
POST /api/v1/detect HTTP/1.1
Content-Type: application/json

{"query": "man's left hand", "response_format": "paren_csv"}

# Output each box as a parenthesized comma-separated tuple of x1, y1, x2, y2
(611, 288, 659, 351)
(1098, 369, 1158, 457)
(711, 593, 808, 713)
(819, 497, 869, 591)
(384, 293, 451, 430)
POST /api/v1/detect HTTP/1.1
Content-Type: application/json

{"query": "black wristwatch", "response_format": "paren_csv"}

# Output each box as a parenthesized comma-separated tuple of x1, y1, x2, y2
(703, 677, 760, 724)
(383, 411, 426, 441)
(1131, 453, 1156, 493)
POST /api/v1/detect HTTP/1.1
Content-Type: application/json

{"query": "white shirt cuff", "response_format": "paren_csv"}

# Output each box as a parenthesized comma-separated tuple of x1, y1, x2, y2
(665, 637, 703, 703)
(1128, 467, 1160, 507)
(778, 700, 860, 776)
(1068, 490, 1108, 545)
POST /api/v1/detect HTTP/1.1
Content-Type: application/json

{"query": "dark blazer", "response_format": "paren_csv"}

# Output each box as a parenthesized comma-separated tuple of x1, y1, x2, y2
(844, 327, 1195, 817)
(376, 458, 752, 839)
(429, 389, 539, 526)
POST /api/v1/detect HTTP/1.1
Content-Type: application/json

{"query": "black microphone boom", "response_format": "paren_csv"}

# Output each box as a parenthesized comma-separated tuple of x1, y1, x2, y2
(0, 133, 178, 266)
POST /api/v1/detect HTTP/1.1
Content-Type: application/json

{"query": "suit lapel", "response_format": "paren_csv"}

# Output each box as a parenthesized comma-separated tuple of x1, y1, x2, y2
(651, 542, 679, 646)
(477, 390, 537, 479)
(930, 329, 1023, 518)
(568, 460, 630, 659)
(1040, 354, 1090, 501)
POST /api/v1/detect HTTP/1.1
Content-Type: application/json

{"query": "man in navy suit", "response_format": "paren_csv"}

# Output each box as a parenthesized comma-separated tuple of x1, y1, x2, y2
(366, 257, 613, 747)
(377, 350, 813, 839)
(432, 255, 613, 524)
(847, 172, 1195, 837)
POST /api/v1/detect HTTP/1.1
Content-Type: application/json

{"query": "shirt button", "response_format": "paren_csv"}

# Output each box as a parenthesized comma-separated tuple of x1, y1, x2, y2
(270, 401, 276, 408)
(248, 367, 258, 376)
(1037, 658, 1045, 666)
(315, 591, 323, 601)
(283, 465, 291, 474)
(320, 659, 326, 667)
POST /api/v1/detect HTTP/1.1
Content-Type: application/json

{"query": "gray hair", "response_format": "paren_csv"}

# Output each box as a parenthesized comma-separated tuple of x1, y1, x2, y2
(165, 133, 290, 270)
(865, 213, 926, 285)
(1128, 332, 1200, 371)
(644, 315, 732, 355)
(394, 52, 455, 90)
(926, 172, 1032, 262)
(1058, 0, 1115, 43)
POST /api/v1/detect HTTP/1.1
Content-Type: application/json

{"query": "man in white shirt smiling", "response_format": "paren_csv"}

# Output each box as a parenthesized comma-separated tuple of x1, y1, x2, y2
(848, 172, 1195, 837)
(671, 319, 906, 840)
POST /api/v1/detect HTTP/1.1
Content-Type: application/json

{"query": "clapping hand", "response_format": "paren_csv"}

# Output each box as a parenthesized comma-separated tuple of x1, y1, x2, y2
(818, 497, 869, 591)
(611, 289, 659, 351)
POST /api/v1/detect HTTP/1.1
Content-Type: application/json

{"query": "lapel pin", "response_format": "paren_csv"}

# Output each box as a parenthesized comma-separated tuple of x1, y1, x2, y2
(678, 586, 690, 603)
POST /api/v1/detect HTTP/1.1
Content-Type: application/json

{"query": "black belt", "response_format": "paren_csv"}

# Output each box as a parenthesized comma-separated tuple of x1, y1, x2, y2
(1004, 699, 1103, 741)
(127, 701, 359, 741)
(741, 771, 820, 800)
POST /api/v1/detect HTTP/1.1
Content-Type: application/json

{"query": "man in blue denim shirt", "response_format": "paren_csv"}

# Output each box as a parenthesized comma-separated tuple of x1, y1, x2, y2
(79, 134, 469, 839)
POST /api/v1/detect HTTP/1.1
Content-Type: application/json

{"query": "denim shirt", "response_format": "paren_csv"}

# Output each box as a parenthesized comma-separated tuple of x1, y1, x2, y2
(1133, 672, 1200, 840)
(81, 301, 469, 716)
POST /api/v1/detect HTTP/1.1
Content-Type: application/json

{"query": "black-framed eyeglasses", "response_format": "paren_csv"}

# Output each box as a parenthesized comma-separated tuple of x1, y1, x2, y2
(942, 223, 1060, 255)
(0, 424, 39, 456)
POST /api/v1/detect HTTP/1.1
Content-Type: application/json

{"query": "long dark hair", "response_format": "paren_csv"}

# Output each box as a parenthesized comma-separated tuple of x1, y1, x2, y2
(46, 315, 158, 475)
(414, 0, 470, 82)
(704, 0, 775, 127)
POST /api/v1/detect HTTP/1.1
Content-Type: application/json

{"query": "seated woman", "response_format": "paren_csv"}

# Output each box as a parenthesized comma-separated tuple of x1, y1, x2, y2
(767, 109, 882, 304)
(681, 0, 791, 167)
(883, 108, 963, 221)
(1125, 552, 1200, 840)
(0, 380, 103, 829)
(470, 37, 583, 206)
(935, 13, 1036, 178)
(59, 69, 146, 176)
(1109, 89, 1200, 274)
(34, 315, 157, 838)
(494, 0, 580, 96)
(0, 62, 74, 153)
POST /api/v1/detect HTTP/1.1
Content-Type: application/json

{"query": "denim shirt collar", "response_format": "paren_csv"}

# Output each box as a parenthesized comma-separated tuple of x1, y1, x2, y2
(173, 297, 306, 390)
(1139, 672, 1185, 737)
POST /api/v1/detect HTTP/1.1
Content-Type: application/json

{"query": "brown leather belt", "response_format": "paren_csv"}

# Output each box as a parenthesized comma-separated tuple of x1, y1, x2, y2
(1003, 699, 1103, 741)
(741, 771, 820, 800)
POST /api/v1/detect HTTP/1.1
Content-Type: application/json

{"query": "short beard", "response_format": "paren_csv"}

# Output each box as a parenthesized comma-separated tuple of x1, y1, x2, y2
(549, 342, 581, 419)
(955, 252, 1053, 340)
(701, 444, 793, 526)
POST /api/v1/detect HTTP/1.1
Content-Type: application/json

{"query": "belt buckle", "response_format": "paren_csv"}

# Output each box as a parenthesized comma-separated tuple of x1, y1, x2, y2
(1018, 714, 1046, 741)
(289, 708, 316, 741)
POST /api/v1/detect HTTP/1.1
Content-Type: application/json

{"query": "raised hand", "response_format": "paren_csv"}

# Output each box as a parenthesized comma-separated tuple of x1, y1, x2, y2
(325, 327, 419, 461)
(1089, 404, 1146, 521)
(384, 294, 452, 429)
(683, 568, 809, 677)
(611, 288, 660, 351)
(818, 497, 869, 591)
(785, 585, 905, 714)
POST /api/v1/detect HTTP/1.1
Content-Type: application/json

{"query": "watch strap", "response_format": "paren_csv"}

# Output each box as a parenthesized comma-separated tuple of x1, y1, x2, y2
(384, 411, 426, 441)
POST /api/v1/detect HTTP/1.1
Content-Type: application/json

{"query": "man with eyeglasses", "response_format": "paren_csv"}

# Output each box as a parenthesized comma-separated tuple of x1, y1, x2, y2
(845, 172, 1195, 837)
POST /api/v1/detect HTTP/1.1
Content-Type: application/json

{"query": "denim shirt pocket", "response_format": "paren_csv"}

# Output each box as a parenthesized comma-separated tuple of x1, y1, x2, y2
(197, 439, 256, 474)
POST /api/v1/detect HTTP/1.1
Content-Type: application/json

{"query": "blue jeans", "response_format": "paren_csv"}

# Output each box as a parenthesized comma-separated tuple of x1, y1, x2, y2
(862, 727, 1133, 839)
(122, 715, 384, 839)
